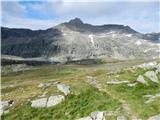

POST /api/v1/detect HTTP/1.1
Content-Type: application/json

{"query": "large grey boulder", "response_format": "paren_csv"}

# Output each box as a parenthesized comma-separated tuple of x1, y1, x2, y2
(31, 98, 47, 108)
(47, 95, 64, 107)
(136, 75, 148, 85)
(57, 84, 70, 95)
(90, 111, 105, 120)
(147, 114, 160, 120)
(144, 71, 159, 83)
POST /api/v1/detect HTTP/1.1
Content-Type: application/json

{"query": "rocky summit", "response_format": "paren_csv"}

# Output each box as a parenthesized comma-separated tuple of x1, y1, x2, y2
(1, 18, 160, 63)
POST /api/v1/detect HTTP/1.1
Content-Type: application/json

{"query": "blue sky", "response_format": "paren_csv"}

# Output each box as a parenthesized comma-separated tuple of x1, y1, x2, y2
(1, 0, 159, 33)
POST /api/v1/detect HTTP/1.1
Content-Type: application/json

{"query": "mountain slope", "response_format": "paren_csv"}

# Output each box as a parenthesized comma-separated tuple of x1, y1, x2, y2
(1, 18, 160, 62)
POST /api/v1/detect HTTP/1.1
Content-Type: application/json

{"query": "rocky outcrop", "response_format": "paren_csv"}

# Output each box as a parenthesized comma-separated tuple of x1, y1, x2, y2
(31, 98, 48, 108)
(31, 95, 64, 108)
(107, 80, 130, 85)
(144, 71, 159, 83)
(57, 84, 70, 96)
(2, 18, 159, 62)
(136, 75, 148, 85)
(47, 95, 64, 107)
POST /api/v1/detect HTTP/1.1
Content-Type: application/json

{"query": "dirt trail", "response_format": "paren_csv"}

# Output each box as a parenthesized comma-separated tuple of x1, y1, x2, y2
(86, 76, 140, 119)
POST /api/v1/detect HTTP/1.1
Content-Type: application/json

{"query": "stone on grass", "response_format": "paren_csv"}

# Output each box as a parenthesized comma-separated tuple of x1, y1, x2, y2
(38, 83, 50, 89)
(147, 114, 160, 120)
(47, 95, 64, 107)
(107, 80, 129, 85)
(31, 98, 47, 108)
(90, 111, 105, 120)
(155, 63, 160, 74)
(137, 75, 148, 85)
(117, 115, 126, 120)
(57, 84, 70, 95)
(137, 62, 157, 69)
(144, 71, 159, 83)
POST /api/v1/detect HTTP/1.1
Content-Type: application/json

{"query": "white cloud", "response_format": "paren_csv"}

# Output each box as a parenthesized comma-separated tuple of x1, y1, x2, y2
(1, 0, 159, 33)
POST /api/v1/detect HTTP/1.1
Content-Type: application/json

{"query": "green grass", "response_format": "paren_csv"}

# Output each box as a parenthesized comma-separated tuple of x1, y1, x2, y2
(2, 87, 120, 120)
(1, 60, 160, 120)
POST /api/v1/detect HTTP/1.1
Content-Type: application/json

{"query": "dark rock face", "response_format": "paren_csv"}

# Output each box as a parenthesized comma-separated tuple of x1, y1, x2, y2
(1, 27, 62, 58)
(1, 18, 160, 62)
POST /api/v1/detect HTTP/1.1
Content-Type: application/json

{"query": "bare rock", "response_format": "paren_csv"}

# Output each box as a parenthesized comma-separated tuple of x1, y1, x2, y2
(31, 98, 47, 108)
(57, 84, 70, 95)
(38, 83, 50, 89)
(90, 111, 105, 120)
(47, 95, 64, 107)
(144, 71, 159, 83)
(107, 80, 129, 85)
(137, 75, 148, 85)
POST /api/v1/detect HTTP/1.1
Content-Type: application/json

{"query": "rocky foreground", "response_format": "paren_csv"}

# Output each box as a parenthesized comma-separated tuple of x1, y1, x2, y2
(1, 60, 160, 120)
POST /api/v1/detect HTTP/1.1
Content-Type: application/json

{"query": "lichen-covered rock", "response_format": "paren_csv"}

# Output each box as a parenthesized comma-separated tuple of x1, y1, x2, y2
(90, 111, 105, 120)
(137, 75, 148, 85)
(31, 98, 47, 108)
(57, 84, 70, 95)
(107, 80, 129, 85)
(144, 71, 159, 83)
(47, 95, 64, 107)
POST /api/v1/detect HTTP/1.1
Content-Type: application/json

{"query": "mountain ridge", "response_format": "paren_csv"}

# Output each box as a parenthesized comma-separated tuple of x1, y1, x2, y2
(1, 18, 160, 62)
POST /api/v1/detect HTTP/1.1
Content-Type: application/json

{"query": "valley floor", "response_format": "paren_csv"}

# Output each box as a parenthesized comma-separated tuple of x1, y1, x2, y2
(1, 59, 160, 120)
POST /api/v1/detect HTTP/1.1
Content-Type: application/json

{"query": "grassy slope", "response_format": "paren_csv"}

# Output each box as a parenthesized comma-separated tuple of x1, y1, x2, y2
(1, 60, 160, 120)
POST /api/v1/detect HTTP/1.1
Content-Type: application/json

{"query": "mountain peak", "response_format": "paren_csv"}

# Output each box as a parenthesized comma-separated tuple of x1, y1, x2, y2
(68, 18, 84, 26)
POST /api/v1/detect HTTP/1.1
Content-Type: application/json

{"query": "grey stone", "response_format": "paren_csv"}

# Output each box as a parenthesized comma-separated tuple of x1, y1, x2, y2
(90, 111, 105, 120)
(47, 95, 64, 107)
(57, 84, 70, 95)
(38, 83, 50, 89)
(31, 98, 47, 108)
(147, 114, 160, 120)
(137, 75, 148, 85)
(144, 71, 159, 83)
(107, 80, 129, 85)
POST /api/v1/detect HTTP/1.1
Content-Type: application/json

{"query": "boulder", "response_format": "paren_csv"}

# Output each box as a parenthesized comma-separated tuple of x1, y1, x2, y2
(57, 84, 70, 95)
(147, 114, 160, 120)
(107, 80, 129, 85)
(117, 115, 126, 120)
(31, 98, 47, 108)
(144, 71, 159, 83)
(155, 63, 160, 74)
(47, 95, 64, 107)
(137, 62, 157, 69)
(136, 75, 148, 85)
(90, 111, 105, 120)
